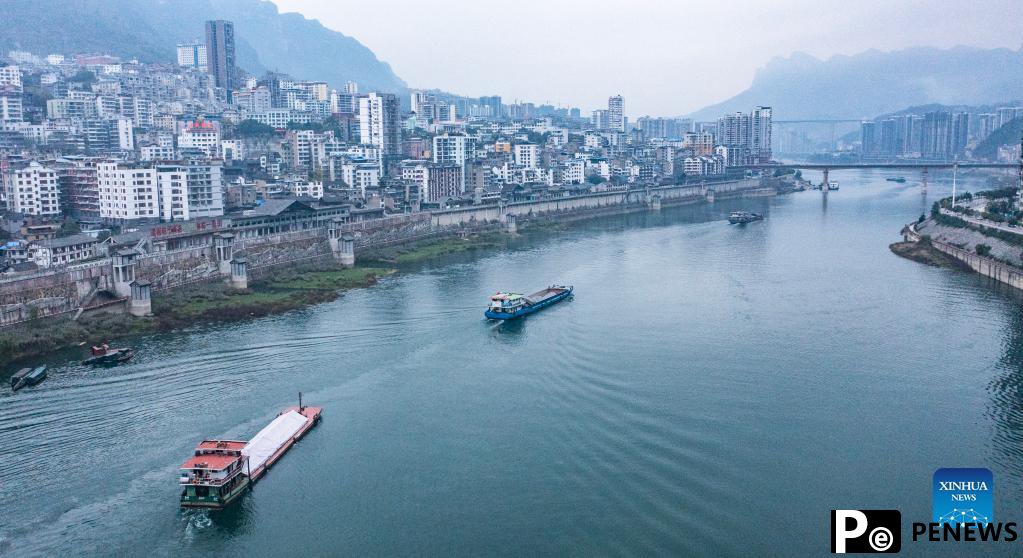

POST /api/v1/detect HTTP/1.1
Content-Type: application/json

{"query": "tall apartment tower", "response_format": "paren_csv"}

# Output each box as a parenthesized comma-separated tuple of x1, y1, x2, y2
(751, 106, 773, 163)
(608, 95, 625, 132)
(205, 20, 237, 94)
(358, 92, 401, 159)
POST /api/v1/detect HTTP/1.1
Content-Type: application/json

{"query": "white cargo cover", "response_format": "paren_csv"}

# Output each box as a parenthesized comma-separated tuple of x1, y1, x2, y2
(242, 410, 307, 473)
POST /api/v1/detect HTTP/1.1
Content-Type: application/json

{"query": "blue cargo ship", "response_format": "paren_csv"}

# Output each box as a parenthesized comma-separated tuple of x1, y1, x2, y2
(485, 285, 573, 320)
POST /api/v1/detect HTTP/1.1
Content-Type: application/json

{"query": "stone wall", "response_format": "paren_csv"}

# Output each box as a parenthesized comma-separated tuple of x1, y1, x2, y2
(905, 222, 1023, 291)
(0, 177, 766, 327)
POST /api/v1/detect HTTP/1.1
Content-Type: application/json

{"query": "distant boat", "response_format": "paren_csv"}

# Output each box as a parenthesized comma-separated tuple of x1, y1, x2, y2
(485, 285, 573, 320)
(729, 211, 763, 225)
(12, 366, 47, 391)
(83, 344, 134, 366)
(827, 181, 840, 191)
(886, 176, 907, 183)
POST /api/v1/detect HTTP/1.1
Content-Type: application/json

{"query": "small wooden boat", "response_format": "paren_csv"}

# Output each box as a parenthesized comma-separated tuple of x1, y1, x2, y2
(13, 366, 47, 390)
(83, 344, 134, 366)
(10, 367, 31, 391)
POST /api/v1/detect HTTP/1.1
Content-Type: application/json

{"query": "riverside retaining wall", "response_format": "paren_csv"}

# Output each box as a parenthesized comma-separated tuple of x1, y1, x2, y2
(905, 223, 1023, 290)
(0, 177, 767, 326)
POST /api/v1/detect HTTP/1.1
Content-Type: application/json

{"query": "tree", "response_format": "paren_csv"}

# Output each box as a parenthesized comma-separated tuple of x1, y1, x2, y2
(976, 244, 992, 257)
(56, 220, 81, 238)
(69, 69, 96, 85)
(586, 175, 604, 185)
(233, 119, 276, 138)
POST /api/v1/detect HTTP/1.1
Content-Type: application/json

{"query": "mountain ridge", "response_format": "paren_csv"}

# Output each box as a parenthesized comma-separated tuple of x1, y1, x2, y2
(689, 45, 1023, 121)
(0, 0, 407, 93)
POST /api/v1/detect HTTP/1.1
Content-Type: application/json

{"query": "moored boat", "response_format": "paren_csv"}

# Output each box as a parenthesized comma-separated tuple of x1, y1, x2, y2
(179, 398, 322, 509)
(13, 366, 47, 390)
(886, 176, 907, 183)
(83, 343, 134, 366)
(485, 285, 573, 320)
(728, 211, 763, 225)
(10, 367, 31, 391)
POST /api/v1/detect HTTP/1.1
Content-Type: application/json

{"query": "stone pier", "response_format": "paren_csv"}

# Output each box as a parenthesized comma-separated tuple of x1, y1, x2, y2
(229, 258, 248, 289)
(338, 234, 355, 267)
(111, 249, 139, 298)
(129, 280, 152, 316)
(504, 214, 518, 234)
(214, 233, 235, 275)
(649, 194, 662, 211)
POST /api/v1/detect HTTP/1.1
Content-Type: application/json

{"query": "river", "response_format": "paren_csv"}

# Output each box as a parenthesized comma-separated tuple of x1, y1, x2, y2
(3, 170, 1022, 556)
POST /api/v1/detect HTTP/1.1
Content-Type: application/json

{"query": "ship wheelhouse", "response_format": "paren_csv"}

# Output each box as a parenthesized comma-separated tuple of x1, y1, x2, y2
(179, 440, 250, 508)
(488, 293, 526, 315)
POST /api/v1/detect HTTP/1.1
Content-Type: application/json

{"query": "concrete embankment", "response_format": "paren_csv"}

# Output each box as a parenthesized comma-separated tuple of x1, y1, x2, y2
(900, 220, 1023, 291)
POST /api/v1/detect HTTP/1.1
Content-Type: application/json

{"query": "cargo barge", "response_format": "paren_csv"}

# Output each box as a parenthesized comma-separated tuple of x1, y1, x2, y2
(485, 285, 573, 320)
(728, 211, 763, 225)
(179, 398, 321, 509)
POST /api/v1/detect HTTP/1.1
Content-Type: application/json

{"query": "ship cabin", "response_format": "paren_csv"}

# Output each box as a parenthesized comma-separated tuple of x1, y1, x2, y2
(488, 292, 526, 315)
(179, 439, 250, 508)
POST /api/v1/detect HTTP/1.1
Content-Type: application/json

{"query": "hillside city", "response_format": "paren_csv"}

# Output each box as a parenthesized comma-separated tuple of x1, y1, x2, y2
(0, 19, 1020, 274)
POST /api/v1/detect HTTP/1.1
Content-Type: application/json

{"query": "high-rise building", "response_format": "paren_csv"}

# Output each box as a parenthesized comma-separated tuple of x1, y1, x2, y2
(433, 133, 476, 191)
(860, 121, 878, 157)
(591, 109, 610, 131)
(608, 95, 624, 132)
(176, 42, 208, 71)
(977, 113, 999, 141)
(717, 112, 751, 165)
(921, 111, 953, 160)
(950, 112, 970, 159)
(479, 96, 503, 119)
(205, 20, 237, 94)
(751, 106, 772, 162)
(358, 92, 401, 159)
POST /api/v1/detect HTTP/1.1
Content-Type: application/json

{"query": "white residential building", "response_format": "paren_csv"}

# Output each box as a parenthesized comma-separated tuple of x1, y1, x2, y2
(155, 162, 225, 222)
(97, 162, 159, 221)
(514, 143, 540, 169)
(0, 66, 22, 89)
(3, 162, 61, 216)
(608, 95, 625, 132)
(341, 161, 381, 197)
(176, 42, 208, 70)
(358, 92, 400, 157)
(177, 120, 221, 157)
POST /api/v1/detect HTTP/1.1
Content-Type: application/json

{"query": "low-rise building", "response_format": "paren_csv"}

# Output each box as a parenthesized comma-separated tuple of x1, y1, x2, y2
(29, 234, 99, 268)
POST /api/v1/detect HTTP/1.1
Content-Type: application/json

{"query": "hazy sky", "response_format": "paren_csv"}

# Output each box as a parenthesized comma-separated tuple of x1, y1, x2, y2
(274, 0, 1023, 116)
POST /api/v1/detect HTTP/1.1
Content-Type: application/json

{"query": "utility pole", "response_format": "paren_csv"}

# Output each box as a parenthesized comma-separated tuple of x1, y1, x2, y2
(951, 162, 958, 208)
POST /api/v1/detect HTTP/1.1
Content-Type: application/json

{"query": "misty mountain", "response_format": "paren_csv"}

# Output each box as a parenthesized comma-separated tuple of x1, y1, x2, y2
(689, 46, 1023, 121)
(0, 0, 406, 93)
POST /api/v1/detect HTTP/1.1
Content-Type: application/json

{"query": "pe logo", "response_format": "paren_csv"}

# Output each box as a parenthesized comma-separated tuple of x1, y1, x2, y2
(831, 510, 901, 553)
(932, 468, 993, 525)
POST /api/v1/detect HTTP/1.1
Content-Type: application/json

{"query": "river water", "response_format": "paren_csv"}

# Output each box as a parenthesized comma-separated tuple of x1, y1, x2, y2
(3, 170, 1023, 557)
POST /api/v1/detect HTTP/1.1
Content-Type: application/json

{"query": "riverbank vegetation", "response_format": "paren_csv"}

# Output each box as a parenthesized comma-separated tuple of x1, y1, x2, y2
(0, 263, 393, 369)
(358, 232, 507, 265)
(889, 239, 970, 270)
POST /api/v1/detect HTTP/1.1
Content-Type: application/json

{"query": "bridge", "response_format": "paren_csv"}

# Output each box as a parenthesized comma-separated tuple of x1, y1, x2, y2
(743, 162, 1021, 196)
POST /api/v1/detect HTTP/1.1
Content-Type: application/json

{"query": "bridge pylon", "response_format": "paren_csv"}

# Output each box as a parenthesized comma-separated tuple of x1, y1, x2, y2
(821, 168, 829, 197)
